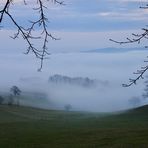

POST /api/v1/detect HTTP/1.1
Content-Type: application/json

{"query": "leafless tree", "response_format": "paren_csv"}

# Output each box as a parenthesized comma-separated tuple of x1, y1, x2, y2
(10, 85, 21, 106)
(110, 4, 148, 87)
(0, 0, 65, 71)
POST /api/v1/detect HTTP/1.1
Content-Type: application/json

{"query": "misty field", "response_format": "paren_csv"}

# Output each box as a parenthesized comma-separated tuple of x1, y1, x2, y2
(0, 105, 148, 148)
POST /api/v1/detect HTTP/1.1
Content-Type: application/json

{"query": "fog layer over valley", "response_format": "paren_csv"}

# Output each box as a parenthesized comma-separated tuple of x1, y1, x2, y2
(0, 50, 148, 112)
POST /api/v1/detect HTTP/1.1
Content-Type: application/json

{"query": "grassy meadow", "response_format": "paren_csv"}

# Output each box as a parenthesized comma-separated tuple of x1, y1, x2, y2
(0, 105, 148, 148)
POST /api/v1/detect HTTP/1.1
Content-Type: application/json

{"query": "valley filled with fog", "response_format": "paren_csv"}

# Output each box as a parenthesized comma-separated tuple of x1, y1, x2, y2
(0, 49, 148, 112)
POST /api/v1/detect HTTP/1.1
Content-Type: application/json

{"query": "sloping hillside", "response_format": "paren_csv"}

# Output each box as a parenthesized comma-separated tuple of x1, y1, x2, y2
(0, 105, 148, 148)
(126, 105, 148, 115)
(0, 105, 105, 123)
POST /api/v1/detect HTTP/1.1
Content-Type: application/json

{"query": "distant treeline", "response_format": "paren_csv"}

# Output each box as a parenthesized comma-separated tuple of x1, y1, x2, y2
(48, 74, 97, 88)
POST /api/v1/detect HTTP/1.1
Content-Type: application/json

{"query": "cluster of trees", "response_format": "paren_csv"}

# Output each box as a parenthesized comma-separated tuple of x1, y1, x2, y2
(48, 74, 97, 88)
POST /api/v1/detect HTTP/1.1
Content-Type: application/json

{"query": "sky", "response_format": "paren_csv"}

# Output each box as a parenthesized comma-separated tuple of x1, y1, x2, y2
(0, 0, 148, 52)
(0, 0, 148, 112)
(48, 0, 148, 31)
(4, 0, 147, 31)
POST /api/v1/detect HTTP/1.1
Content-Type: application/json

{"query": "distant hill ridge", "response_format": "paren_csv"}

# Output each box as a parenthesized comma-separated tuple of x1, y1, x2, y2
(83, 47, 147, 53)
(127, 105, 148, 115)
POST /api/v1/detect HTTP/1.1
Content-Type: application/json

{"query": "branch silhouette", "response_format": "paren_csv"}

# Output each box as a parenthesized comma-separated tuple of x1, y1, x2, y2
(0, 0, 64, 71)
(110, 4, 148, 87)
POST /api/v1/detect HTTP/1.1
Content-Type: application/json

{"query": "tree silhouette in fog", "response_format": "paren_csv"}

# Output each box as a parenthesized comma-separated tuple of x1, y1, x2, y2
(10, 85, 21, 106)
(0, 0, 64, 71)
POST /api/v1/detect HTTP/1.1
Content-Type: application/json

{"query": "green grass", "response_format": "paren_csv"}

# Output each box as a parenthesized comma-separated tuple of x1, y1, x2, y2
(0, 105, 148, 148)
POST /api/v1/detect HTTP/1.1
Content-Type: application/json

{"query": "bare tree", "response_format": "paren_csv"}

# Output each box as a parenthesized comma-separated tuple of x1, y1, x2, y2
(10, 85, 21, 106)
(0, 0, 65, 71)
(110, 3, 148, 87)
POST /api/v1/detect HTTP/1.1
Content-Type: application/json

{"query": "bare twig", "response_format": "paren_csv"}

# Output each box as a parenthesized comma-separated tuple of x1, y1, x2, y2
(110, 4, 148, 87)
(0, 0, 64, 71)
(109, 28, 148, 46)
(122, 64, 148, 87)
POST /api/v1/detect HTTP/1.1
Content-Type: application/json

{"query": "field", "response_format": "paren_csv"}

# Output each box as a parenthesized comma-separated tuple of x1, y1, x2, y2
(0, 105, 148, 148)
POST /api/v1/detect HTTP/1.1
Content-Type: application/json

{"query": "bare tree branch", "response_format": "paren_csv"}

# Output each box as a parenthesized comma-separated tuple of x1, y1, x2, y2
(122, 64, 148, 87)
(110, 4, 148, 87)
(0, 0, 64, 71)
(110, 28, 148, 46)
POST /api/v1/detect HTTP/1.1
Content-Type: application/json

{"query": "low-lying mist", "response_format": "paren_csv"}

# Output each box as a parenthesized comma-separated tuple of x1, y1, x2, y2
(47, 82, 129, 112)
(0, 51, 148, 112)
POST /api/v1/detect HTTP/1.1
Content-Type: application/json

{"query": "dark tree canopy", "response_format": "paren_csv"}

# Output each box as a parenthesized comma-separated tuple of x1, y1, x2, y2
(10, 85, 21, 96)
(10, 85, 21, 106)
(0, 0, 64, 71)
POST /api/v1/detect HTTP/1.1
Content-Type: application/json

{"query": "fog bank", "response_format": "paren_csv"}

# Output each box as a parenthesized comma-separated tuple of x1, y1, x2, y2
(0, 51, 148, 112)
